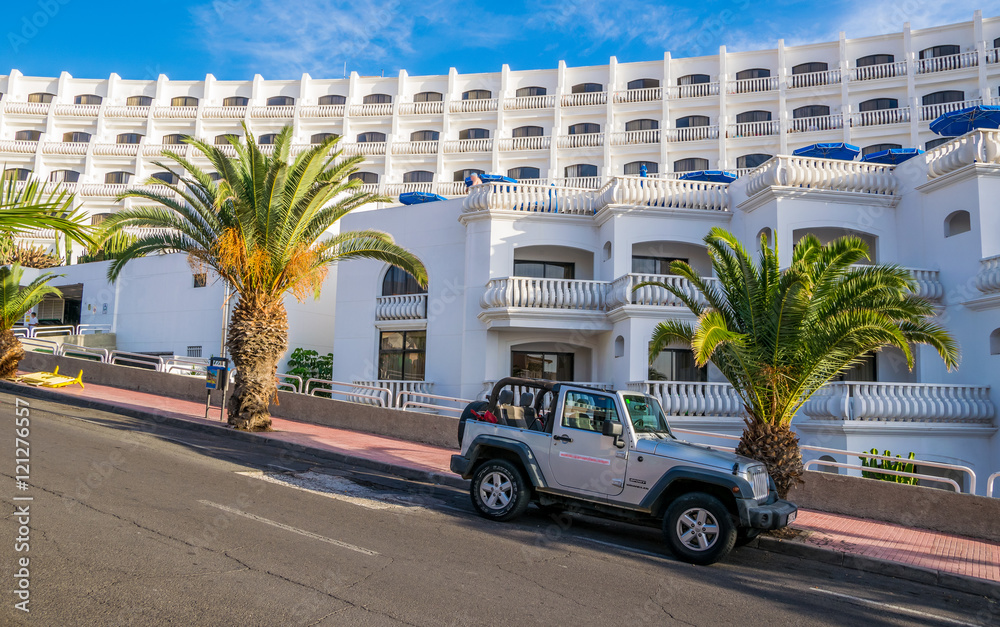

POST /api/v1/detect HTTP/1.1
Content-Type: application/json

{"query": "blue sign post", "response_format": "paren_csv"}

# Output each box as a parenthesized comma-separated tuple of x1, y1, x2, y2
(205, 357, 230, 421)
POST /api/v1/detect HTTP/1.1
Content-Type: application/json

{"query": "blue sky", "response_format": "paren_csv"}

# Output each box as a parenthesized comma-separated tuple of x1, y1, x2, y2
(4, 0, 991, 81)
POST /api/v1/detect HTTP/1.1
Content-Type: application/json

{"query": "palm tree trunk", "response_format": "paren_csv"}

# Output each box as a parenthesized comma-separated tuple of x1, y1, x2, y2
(225, 298, 288, 431)
(736, 419, 804, 499)
(0, 329, 26, 379)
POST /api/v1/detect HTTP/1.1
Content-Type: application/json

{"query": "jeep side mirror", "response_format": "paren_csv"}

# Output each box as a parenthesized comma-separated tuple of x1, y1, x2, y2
(602, 421, 625, 448)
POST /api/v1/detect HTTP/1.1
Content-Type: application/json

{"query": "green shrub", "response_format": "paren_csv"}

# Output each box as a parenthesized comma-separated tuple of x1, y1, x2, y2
(286, 348, 333, 396)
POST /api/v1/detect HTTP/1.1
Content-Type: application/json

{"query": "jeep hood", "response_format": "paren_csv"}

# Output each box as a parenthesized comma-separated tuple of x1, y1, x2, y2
(636, 438, 759, 471)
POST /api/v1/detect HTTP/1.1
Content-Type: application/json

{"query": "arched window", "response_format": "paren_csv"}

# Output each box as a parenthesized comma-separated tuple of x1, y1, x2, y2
(793, 105, 830, 118)
(222, 96, 248, 107)
(674, 158, 709, 172)
(614, 336, 625, 358)
(859, 98, 899, 111)
(516, 86, 547, 97)
(454, 168, 485, 182)
(922, 90, 964, 105)
(792, 62, 828, 74)
(163, 134, 189, 145)
(565, 164, 598, 178)
(757, 227, 773, 248)
(349, 172, 378, 184)
(126, 95, 152, 107)
(413, 91, 443, 102)
(857, 54, 894, 67)
(602, 241, 612, 261)
(403, 170, 433, 183)
(27, 93, 55, 103)
(117, 133, 143, 144)
(409, 130, 439, 141)
(266, 95, 294, 106)
(363, 93, 392, 104)
(357, 131, 386, 143)
(624, 161, 658, 175)
(215, 134, 239, 145)
(74, 94, 102, 105)
(677, 74, 710, 85)
(62, 132, 91, 143)
(459, 128, 489, 140)
(991, 329, 1000, 355)
(736, 110, 771, 123)
(14, 130, 41, 141)
(513, 126, 544, 138)
(736, 68, 770, 80)
(310, 132, 338, 144)
(319, 94, 346, 105)
(508, 166, 540, 180)
(919, 45, 960, 59)
(90, 213, 111, 226)
(627, 78, 660, 89)
(104, 171, 132, 184)
(625, 119, 659, 131)
(382, 266, 425, 296)
(676, 115, 709, 128)
(258, 134, 277, 145)
(2, 168, 31, 181)
(462, 89, 492, 100)
(862, 143, 902, 156)
(150, 172, 178, 184)
(569, 123, 600, 135)
(572, 82, 602, 93)
(171, 96, 198, 107)
(944, 210, 971, 237)
(737, 153, 772, 169)
(925, 137, 953, 150)
(48, 169, 80, 183)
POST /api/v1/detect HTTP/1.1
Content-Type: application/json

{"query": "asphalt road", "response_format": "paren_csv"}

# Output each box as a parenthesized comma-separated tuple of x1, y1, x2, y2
(1, 393, 996, 626)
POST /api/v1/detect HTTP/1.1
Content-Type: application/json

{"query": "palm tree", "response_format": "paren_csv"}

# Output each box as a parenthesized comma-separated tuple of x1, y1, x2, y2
(100, 124, 426, 431)
(0, 264, 62, 378)
(642, 228, 958, 497)
(0, 174, 92, 246)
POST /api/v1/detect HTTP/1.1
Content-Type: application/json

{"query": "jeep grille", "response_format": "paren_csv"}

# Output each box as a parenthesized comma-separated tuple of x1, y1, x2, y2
(747, 466, 769, 500)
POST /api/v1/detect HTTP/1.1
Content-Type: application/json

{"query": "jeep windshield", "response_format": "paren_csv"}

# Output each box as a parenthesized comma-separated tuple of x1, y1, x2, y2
(622, 394, 676, 439)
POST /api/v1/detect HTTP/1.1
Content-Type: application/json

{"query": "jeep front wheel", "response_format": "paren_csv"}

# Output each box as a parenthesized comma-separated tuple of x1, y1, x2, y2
(662, 492, 737, 565)
(470, 460, 531, 522)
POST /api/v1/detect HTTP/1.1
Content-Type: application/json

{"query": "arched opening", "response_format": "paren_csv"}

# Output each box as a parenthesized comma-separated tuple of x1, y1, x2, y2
(363, 93, 392, 104)
(171, 96, 199, 107)
(515, 86, 546, 97)
(816, 455, 839, 474)
(625, 119, 659, 131)
(568, 123, 600, 135)
(944, 210, 971, 237)
(2, 168, 31, 181)
(357, 131, 386, 143)
(614, 336, 625, 358)
(266, 96, 294, 106)
(756, 227, 773, 248)
(602, 241, 612, 261)
(115, 132, 142, 144)
(258, 134, 277, 145)
(673, 158, 709, 173)
(409, 130, 439, 142)
(403, 170, 433, 183)
(564, 164, 598, 179)
(382, 267, 425, 296)
(737, 153, 772, 169)
(74, 94, 102, 105)
(311, 133, 338, 144)
(349, 171, 378, 184)
(14, 130, 41, 141)
(214, 133, 239, 145)
(862, 143, 902, 156)
(459, 128, 489, 140)
(126, 95, 153, 107)
(624, 161, 658, 176)
(413, 91, 443, 102)
(150, 172, 178, 184)
(508, 166, 540, 180)
(571, 83, 603, 93)
(48, 170, 80, 183)
(319, 94, 346, 105)
(512, 125, 544, 138)
(627, 78, 659, 90)
(462, 90, 492, 100)
(222, 96, 248, 107)
(454, 168, 485, 182)
(990, 329, 1000, 355)
(104, 171, 132, 184)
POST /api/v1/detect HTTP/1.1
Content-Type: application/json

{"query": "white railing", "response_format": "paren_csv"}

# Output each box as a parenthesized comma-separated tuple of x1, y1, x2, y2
(850, 61, 907, 81)
(503, 95, 556, 110)
(988, 48, 1000, 64)
(4, 102, 51, 115)
(989, 472, 1000, 498)
(663, 126, 719, 142)
(976, 254, 1000, 294)
(849, 107, 910, 127)
(17, 323, 111, 338)
(398, 101, 445, 115)
(201, 106, 246, 119)
(726, 120, 780, 138)
(391, 140, 438, 155)
(92, 143, 141, 156)
(375, 294, 427, 320)
(104, 106, 150, 118)
(442, 138, 493, 153)
(350, 380, 431, 408)
(789, 69, 842, 88)
(53, 104, 100, 117)
(305, 378, 389, 406)
(162, 356, 210, 376)
(249, 105, 294, 118)
(613, 87, 662, 103)
(32, 325, 77, 338)
(396, 390, 470, 416)
(629, 381, 745, 418)
(609, 129, 660, 145)
(463, 181, 597, 215)
(788, 114, 844, 133)
(744, 155, 897, 196)
(275, 373, 303, 394)
(0, 140, 39, 154)
(915, 51, 978, 74)
(908, 269, 944, 301)
(561, 91, 607, 107)
(497, 135, 552, 151)
(340, 142, 387, 156)
(76, 323, 112, 335)
(382, 182, 467, 197)
(349, 102, 394, 116)
(481, 277, 609, 311)
(802, 459, 961, 491)
(142, 143, 189, 157)
(549, 176, 603, 189)
(668, 82, 720, 99)
(433, 181, 469, 196)
(299, 105, 345, 117)
(726, 76, 779, 93)
(58, 343, 109, 362)
(557, 133, 604, 149)
(919, 97, 983, 122)
(109, 350, 164, 370)
(41, 142, 89, 155)
(18, 338, 59, 354)
(598, 176, 731, 211)
(449, 98, 498, 113)
(802, 382, 995, 423)
(925, 129, 1000, 179)
(608, 273, 716, 308)
(152, 106, 198, 118)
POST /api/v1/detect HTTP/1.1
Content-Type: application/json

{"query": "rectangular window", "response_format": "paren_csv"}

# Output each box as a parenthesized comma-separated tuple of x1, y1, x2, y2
(378, 331, 426, 381)
(193, 273, 207, 288)
(649, 348, 707, 382)
(834, 352, 877, 382)
(632, 256, 686, 275)
(187, 346, 202, 358)
(511, 351, 574, 381)
(561, 391, 619, 432)
(513, 260, 575, 279)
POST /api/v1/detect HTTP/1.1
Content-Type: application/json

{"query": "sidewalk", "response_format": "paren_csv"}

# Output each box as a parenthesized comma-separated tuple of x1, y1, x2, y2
(6, 378, 999, 597)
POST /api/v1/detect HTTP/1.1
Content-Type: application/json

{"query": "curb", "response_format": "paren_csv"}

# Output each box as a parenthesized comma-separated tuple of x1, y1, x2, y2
(1, 381, 470, 491)
(754, 536, 1000, 598)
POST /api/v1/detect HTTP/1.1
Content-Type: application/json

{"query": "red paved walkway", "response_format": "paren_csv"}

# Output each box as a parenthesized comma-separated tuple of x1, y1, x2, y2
(13, 378, 1000, 586)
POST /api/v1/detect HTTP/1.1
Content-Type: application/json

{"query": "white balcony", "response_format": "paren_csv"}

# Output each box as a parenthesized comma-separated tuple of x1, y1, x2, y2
(463, 182, 598, 215)
(549, 176, 602, 189)
(4, 102, 51, 116)
(391, 140, 438, 155)
(608, 273, 715, 308)
(726, 76, 779, 94)
(663, 126, 719, 142)
(598, 176, 731, 212)
(497, 135, 551, 151)
(556, 133, 604, 149)
(726, 120, 779, 138)
(849, 107, 911, 127)
(560, 91, 607, 107)
(481, 277, 609, 311)
(299, 105, 345, 118)
(249, 105, 294, 119)
(380, 182, 467, 197)
(849, 61, 907, 81)
(53, 104, 100, 117)
(745, 155, 897, 197)
(340, 142, 387, 156)
(976, 255, 1000, 294)
(919, 98, 982, 122)
(398, 101, 444, 115)
(142, 143, 189, 157)
(988, 48, 1000, 64)
(93, 143, 141, 157)
(667, 82, 720, 99)
(613, 87, 662, 104)
(449, 98, 498, 114)
(788, 69, 842, 89)
(609, 129, 660, 145)
(104, 106, 150, 118)
(0, 140, 39, 154)
(915, 51, 978, 74)
(202, 106, 245, 119)
(375, 294, 427, 320)
(41, 142, 88, 155)
(803, 382, 995, 423)
(153, 106, 198, 119)
(503, 95, 555, 110)
(908, 269, 944, 301)
(788, 114, 844, 133)
(442, 138, 493, 153)
(629, 381, 745, 419)
(925, 129, 1000, 179)
(349, 103, 393, 116)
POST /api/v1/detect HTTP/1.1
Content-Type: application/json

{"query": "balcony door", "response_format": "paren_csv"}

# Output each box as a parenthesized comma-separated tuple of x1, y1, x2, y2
(511, 351, 574, 381)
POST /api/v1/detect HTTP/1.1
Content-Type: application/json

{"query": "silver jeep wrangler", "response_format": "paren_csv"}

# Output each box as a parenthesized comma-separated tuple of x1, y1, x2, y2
(451, 378, 798, 565)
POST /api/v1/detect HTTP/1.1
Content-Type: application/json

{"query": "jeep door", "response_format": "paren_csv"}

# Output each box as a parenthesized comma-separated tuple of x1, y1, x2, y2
(547, 388, 627, 497)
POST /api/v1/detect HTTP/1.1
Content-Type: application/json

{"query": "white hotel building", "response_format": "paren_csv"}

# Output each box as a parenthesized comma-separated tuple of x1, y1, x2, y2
(3, 13, 1000, 491)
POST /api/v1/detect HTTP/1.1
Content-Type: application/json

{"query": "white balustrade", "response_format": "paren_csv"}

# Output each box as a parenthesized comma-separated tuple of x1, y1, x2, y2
(381, 182, 437, 196)
(803, 382, 995, 423)
(142, 143, 189, 157)
(726, 120, 779, 138)
(152, 106, 198, 118)
(788, 114, 844, 133)
(391, 140, 438, 155)
(299, 105, 345, 117)
(398, 101, 445, 115)
(349, 103, 394, 116)
(249, 105, 294, 118)
(443, 138, 493, 153)
(560, 91, 607, 107)
(907, 269, 944, 301)
(988, 48, 1000, 64)
(925, 129, 1000, 179)
(976, 255, 1000, 294)
(41, 142, 88, 155)
(550, 177, 602, 189)
(608, 273, 715, 308)
(92, 143, 140, 156)
(613, 87, 662, 103)
(663, 125, 719, 142)
(104, 106, 150, 118)
(919, 98, 983, 122)
(609, 129, 660, 145)
(53, 104, 101, 116)
(4, 102, 51, 115)
(0, 140, 39, 154)
(849, 61, 907, 81)
(352, 380, 433, 408)
(449, 98, 498, 113)
(375, 294, 427, 320)
(202, 106, 246, 119)
(631, 381, 745, 418)
(497, 135, 552, 151)
(463, 182, 597, 215)
(744, 155, 897, 196)
(915, 51, 978, 74)
(433, 181, 469, 196)
(849, 107, 910, 127)
(481, 277, 609, 311)
(556, 133, 604, 149)
(726, 76, 779, 94)
(601, 176, 730, 212)
(340, 142, 387, 156)
(789, 69, 842, 88)
(667, 82, 721, 99)
(503, 95, 555, 110)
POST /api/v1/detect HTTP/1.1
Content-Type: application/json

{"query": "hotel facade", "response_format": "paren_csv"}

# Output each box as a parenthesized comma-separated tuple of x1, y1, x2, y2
(3, 12, 1000, 492)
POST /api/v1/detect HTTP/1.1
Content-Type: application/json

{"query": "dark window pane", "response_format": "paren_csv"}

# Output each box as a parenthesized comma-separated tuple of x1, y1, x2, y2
(48, 170, 80, 183)
(349, 171, 379, 184)
(571, 83, 602, 93)
(117, 133, 142, 144)
(215, 134, 239, 145)
(792, 62, 829, 74)
(3, 168, 31, 181)
(459, 128, 489, 140)
(627, 78, 660, 89)
(919, 45, 960, 59)
(624, 161, 658, 175)
(223, 96, 248, 107)
(104, 171, 132, 184)
(171, 96, 199, 107)
(676, 115, 709, 128)
(462, 89, 492, 100)
(62, 132, 91, 143)
(14, 130, 41, 141)
(380, 332, 404, 351)
(513, 260, 575, 279)
(737, 153, 772, 169)
(357, 132, 386, 143)
(163, 134, 189, 144)
(516, 86, 547, 97)
(150, 172, 178, 184)
(403, 170, 433, 183)
(363, 93, 392, 104)
(792, 105, 830, 118)
(736, 110, 771, 124)
(649, 348, 707, 382)
(735, 68, 770, 80)
(379, 331, 426, 381)
(74, 94, 102, 105)
(674, 158, 709, 172)
(925, 137, 953, 150)
(859, 98, 898, 111)
(921, 90, 964, 105)
(382, 267, 425, 295)
(631, 256, 686, 275)
(861, 143, 902, 156)
(27, 93, 54, 103)
(311, 132, 338, 143)
(266, 95, 294, 106)
(856, 54, 894, 67)
(513, 126, 544, 138)
(409, 130, 439, 141)
(625, 118, 658, 131)
(507, 166, 540, 179)
(413, 91, 443, 102)
(258, 134, 277, 144)
(569, 123, 600, 135)
(511, 351, 574, 381)
(454, 168, 485, 182)
(126, 95, 152, 107)
(677, 74, 710, 85)
(319, 94, 346, 105)
(564, 164, 598, 178)
(379, 352, 403, 380)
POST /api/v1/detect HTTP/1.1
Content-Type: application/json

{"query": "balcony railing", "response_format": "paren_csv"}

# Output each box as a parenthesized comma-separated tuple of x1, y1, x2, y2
(788, 69, 842, 88)
(629, 381, 745, 419)
(497, 135, 551, 151)
(557, 133, 604, 148)
(4, 102, 51, 115)
(464, 181, 598, 215)
(53, 104, 100, 117)
(0, 140, 39, 154)
(105, 106, 150, 118)
(561, 91, 607, 107)
(609, 129, 660, 145)
(351, 380, 433, 409)
(976, 254, 1000, 294)
(663, 125, 719, 142)
(340, 142, 387, 156)
(915, 51, 978, 74)
(667, 82, 720, 99)
(142, 143, 189, 157)
(613, 87, 662, 103)
(449, 98, 498, 113)
(849, 107, 910, 127)
(249, 105, 294, 119)
(745, 155, 897, 196)
(375, 294, 427, 320)
(503, 95, 555, 110)
(908, 269, 944, 301)
(608, 273, 716, 308)
(726, 76, 779, 94)
(299, 105, 345, 117)
(919, 98, 982, 122)
(849, 61, 907, 81)
(442, 138, 493, 153)
(153, 106, 198, 118)
(598, 176, 731, 212)
(726, 120, 779, 138)
(925, 128, 999, 179)
(92, 143, 140, 157)
(549, 176, 602, 189)
(202, 106, 246, 119)
(398, 101, 445, 115)
(802, 382, 995, 423)
(391, 140, 438, 155)
(481, 277, 609, 311)
(41, 142, 88, 155)
(349, 102, 393, 116)
(788, 114, 843, 133)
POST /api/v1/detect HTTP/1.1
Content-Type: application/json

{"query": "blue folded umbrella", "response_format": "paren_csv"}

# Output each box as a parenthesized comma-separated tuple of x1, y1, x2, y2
(399, 192, 447, 205)
(465, 173, 518, 187)
(679, 170, 737, 183)
(792, 142, 861, 160)
(861, 148, 924, 165)
(929, 105, 1000, 137)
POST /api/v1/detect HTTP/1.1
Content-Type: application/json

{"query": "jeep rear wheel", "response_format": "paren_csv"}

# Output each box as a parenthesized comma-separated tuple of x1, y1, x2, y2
(662, 492, 736, 565)
(470, 460, 531, 522)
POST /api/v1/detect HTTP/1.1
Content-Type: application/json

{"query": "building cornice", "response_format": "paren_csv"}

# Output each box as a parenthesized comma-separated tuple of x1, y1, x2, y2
(961, 293, 1000, 311)
(606, 305, 698, 324)
(458, 210, 595, 226)
(738, 187, 900, 213)
(916, 163, 1000, 194)
(477, 308, 612, 331)
(594, 204, 732, 227)
(375, 319, 427, 331)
